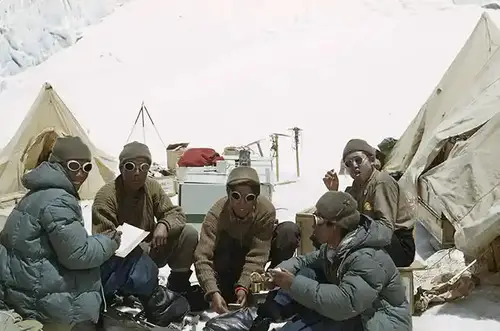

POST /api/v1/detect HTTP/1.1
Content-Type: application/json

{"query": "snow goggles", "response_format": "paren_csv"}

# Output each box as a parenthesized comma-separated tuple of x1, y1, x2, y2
(66, 160, 92, 173)
(230, 191, 256, 202)
(123, 161, 150, 173)
(344, 154, 368, 169)
(312, 213, 327, 226)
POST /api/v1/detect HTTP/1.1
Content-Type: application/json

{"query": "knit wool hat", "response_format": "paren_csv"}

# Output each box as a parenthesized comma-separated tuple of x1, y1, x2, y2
(342, 139, 376, 161)
(315, 191, 360, 231)
(48, 136, 91, 162)
(226, 166, 261, 195)
(119, 141, 152, 165)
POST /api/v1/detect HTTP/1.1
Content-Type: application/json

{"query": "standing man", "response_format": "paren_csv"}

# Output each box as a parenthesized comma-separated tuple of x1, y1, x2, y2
(194, 166, 300, 314)
(323, 138, 415, 267)
(92, 141, 199, 302)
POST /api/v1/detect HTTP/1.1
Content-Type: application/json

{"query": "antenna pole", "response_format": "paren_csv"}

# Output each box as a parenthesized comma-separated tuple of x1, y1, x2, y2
(290, 127, 302, 177)
(140, 102, 146, 144)
(270, 134, 280, 182)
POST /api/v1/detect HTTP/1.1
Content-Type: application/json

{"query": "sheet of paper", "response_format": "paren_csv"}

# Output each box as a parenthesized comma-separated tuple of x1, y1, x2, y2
(114, 223, 150, 258)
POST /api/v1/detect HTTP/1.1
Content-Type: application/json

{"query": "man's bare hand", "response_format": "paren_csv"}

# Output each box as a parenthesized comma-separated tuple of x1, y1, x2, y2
(152, 223, 168, 248)
(271, 268, 295, 290)
(323, 169, 339, 191)
(211, 292, 229, 314)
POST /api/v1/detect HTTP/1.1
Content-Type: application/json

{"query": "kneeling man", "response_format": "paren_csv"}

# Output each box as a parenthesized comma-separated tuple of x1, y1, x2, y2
(194, 166, 300, 314)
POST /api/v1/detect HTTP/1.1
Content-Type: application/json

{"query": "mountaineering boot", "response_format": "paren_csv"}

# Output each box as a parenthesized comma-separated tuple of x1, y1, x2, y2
(167, 270, 210, 312)
(166, 271, 193, 293)
(250, 290, 299, 331)
(249, 317, 272, 331)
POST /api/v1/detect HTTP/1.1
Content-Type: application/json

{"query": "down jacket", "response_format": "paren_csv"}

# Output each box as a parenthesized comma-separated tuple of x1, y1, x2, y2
(0, 162, 118, 324)
(278, 215, 412, 331)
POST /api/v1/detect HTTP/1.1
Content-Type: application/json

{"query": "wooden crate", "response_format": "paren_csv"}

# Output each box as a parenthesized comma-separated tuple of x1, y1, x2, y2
(417, 201, 455, 250)
(398, 260, 427, 315)
(295, 206, 316, 255)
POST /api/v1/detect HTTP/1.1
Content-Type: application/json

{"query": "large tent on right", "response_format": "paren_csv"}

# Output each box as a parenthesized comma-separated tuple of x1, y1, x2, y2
(384, 11, 500, 259)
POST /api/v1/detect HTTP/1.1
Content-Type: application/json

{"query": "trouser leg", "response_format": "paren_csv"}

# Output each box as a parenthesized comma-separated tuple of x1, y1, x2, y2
(100, 246, 159, 299)
(149, 224, 199, 292)
(385, 228, 416, 267)
(212, 231, 249, 303)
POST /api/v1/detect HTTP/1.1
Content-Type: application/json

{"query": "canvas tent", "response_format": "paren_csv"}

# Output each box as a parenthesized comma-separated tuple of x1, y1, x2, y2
(384, 11, 500, 257)
(0, 83, 117, 200)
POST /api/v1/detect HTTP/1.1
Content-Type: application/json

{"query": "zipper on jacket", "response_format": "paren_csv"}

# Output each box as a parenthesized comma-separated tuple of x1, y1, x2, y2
(101, 285, 107, 313)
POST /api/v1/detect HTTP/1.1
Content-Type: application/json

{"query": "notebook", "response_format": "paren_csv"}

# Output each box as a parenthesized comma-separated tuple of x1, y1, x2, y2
(114, 223, 150, 258)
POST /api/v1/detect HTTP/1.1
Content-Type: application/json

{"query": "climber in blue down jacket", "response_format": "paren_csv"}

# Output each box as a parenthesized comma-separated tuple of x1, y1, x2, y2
(250, 191, 412, 331)
(0, 137, 121, 331)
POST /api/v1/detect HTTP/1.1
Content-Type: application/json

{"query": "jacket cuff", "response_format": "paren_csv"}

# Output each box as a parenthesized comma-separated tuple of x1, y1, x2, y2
(203, 280, 220, 301)
(237, 274, 252, 290)
(157, 220, 171, 232)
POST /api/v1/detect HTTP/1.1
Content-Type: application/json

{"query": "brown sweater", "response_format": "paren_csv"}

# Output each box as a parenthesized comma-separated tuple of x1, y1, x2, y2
(346, 169, 414, 231)
(92, 176, 186, 237)
(194, 196, 276, 297)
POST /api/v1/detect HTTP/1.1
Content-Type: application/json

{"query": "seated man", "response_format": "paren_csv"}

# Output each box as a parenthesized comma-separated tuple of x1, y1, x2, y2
(251, 191, 412, 331)
(0, 137, 120, 331)
(323, 138, 415, 267)
(92, 141, 199, 303)
(194, 166, 300, 314)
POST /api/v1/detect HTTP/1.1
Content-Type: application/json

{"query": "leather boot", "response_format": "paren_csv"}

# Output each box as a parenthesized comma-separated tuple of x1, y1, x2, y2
(167, 270, 209, 312)
(166, 271, 192, 293)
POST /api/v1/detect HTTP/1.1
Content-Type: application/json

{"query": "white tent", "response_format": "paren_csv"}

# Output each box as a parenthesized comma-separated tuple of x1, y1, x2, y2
(0, 82, 117, 200)
(384, 11, 500, 257)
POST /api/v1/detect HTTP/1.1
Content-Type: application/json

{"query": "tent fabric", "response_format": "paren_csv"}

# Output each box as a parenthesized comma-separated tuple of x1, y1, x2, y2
(383, 11, 500, 256)
(0, 83, 117, 200)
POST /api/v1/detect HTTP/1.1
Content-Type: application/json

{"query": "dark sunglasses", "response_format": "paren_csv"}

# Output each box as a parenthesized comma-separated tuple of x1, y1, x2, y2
(66, 160, 92, 173)
(344, 155, 367, 169)
(123, 162, 150, 173)
(230, 191, 256, 202)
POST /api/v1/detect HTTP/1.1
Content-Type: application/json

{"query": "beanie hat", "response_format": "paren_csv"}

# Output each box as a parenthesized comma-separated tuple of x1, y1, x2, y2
(48, 136, 91, 162)
(226, 166, 260, 195)
(315, 191, 360, 231)
(119, 141, 152, 165)
(342, 139, 376, 161)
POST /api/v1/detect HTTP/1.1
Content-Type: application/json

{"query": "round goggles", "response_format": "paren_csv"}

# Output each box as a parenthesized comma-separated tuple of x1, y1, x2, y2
(313, 213, 327, 226)
(66, 160, 92, 173)
(344, 154, 368, 169)
(230, 191, 256, 202)
(123, 161, 150, 173)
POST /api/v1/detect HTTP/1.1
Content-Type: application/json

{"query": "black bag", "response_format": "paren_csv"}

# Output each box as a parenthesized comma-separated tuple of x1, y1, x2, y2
(143, 285, 191, 327)
(203, 308, 256, 331)
(99, 307, 177, 331)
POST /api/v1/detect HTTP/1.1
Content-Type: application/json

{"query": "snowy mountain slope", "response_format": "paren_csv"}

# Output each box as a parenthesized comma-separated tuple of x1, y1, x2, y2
(0, 0, 483, 179)
(0, 0, 133, 79)
(0, 0, 499, 329)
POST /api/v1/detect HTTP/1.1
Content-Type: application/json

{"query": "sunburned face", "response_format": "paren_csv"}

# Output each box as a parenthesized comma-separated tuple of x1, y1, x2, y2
(121, 157, 151, 191)
(63, 159, 92, 191)
(229, 184, 257, 219)
(344, 151, 374, 183)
